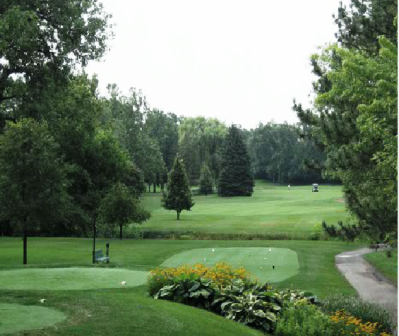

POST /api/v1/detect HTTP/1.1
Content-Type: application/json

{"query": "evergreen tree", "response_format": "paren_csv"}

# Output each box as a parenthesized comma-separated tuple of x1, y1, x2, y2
(162, 158, 194, 220)
(199, 164, 214, 195)
(218, 125, 254, 197)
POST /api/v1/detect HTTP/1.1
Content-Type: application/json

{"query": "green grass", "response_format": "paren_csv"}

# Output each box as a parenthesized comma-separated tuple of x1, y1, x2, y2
(364, 250, 397, 285)
(0, 303, 66, 335)
(0, 238, 363, 335)
(161, 247, 299, 283)
(0, 268, 148, 290)
(140, 181, 347, 237)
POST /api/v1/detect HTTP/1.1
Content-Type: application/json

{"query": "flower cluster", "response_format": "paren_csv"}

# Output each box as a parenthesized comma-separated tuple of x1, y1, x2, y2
(148, 262, 251, 295)
(330, 310, 392, 336)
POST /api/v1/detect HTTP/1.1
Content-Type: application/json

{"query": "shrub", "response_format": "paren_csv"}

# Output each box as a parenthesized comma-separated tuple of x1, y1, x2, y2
(320, 295, 394, 334)
(275, 305, 335, 336)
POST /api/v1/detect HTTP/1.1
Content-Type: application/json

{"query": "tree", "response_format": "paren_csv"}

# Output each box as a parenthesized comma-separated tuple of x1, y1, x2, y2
(0, 0, 111, 117)
(0, 119, 71, 264)
(294, 0, 397, 239)
(99, 182, 150, 240)
(199, 164, 214, 195)
(178, 117, 227, 185)
(162, 158, 194, 220)
(218, 125, 254, 197)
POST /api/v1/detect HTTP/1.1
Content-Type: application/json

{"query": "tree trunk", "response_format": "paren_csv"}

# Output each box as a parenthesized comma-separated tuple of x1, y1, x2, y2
(153, 183, 156, 193)
(119, 224, 123, 240)
(23, 222, 27, 265)
(92, 215, 97, 264)
(148, 183, 151, 192)
(177, 211, 180, 220)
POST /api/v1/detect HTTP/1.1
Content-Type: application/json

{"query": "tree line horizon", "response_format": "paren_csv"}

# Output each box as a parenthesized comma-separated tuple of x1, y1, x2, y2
(0, 0, 396, 254)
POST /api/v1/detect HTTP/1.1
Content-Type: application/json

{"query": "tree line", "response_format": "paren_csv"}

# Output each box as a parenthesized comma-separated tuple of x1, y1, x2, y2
(0, 0, 396, 248)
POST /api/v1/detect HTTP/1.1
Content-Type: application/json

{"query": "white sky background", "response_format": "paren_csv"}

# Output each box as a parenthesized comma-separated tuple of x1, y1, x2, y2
(86, 0, 347, 129)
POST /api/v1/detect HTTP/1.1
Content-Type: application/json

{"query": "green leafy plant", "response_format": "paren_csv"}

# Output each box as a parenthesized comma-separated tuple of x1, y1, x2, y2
(275, 305, 336, 336)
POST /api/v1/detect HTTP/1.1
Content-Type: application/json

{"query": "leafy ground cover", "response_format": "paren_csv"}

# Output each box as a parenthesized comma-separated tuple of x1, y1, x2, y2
(161, 247, 299, 283)
(141, 181, 347, 237)
(364, 250, 398, 285)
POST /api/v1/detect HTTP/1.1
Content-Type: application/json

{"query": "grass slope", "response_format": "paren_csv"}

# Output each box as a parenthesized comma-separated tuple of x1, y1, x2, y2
(364, 250, 398, 285)
(161, 247, 299, 283)
(141, 181, 347, 237)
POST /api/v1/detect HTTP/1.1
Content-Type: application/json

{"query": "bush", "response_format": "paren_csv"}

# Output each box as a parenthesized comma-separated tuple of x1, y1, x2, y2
(275, 305, 335, 336)
(320, 295, 394, 334)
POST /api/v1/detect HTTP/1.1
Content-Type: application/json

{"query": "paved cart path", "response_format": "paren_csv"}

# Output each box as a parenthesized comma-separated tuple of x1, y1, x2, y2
(336, 247, 398, 328)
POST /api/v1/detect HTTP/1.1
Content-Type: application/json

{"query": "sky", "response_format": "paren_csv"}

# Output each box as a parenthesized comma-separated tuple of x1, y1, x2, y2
(86, 0, 346, 129)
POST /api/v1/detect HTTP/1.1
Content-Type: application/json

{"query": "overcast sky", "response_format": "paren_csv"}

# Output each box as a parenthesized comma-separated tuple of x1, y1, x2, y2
(86, 0, 346, 129)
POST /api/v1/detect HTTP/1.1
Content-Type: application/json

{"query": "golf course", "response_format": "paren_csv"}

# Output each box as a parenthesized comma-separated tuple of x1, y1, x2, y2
(0, 182, 371, 335)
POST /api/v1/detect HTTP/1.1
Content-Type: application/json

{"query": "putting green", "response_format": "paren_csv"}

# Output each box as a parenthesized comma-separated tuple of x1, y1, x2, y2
(161, 247, 299, 283)
(0, 268, 148, 290)
(0, 303, 66, 334)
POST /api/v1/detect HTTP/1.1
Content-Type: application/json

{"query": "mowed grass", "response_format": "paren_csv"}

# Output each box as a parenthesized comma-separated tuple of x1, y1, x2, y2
(0, 303, 66, 335)
(0, 238, 363, 335)
(141, 180, 347, 236)
(161, 247, 299, 283)
(364, 250, 398, 285)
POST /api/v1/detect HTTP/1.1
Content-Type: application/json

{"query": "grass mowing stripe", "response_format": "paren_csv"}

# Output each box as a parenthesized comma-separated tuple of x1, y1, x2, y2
(161, 247, 299, 283)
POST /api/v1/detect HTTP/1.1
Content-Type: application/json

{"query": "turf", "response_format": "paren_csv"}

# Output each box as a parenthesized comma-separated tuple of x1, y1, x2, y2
(364, 250, 398, 285)
(140, 181, 347, 237)
(161, 247, 299, 283)
(0, 303, 66, 335)
(0, 268, 148, 290)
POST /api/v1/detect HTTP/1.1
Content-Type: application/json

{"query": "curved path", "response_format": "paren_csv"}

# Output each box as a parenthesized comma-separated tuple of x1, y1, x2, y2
(336, 247, 398, 327)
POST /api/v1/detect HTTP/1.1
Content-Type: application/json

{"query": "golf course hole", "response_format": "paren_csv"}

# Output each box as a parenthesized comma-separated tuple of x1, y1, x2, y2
(0, 303, 66, 335)
(0, 268, 148, 290)
(162, 247, 299, 283)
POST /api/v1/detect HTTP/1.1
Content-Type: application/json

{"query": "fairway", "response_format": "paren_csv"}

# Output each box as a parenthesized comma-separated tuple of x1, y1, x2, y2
(0, 303, 66, 335)
(161, 247, 299, 283)
(141, 181, 347, 237)
(0, 268, 148, 290)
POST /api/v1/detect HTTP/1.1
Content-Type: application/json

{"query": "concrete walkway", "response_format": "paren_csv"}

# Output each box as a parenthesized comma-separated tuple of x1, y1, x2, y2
(336, 247, 398, 327)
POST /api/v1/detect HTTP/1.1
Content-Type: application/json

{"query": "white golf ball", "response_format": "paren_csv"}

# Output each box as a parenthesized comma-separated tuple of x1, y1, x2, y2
(269, 249, 272, 252)
(212, 249, 215, 252)
(121, 281, 127, 285)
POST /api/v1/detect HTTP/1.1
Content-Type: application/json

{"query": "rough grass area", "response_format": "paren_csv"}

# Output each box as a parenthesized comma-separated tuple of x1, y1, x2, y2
(0, 268, 148, 290)
(0, 303, 66, 335)
(161, 247, 299, 283)
(140, 181, 347, 237)
(364, 250, 398, 285)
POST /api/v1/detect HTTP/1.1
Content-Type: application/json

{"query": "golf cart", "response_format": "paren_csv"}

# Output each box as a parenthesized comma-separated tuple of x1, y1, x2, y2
(312, 183, 319, 192)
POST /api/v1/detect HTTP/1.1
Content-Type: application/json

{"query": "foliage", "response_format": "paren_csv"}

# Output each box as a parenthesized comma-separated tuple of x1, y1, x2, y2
(162, 157, 194, 220)
(0, 119, 71, 263)
(320, 295, 394, 333)
(148, 262, 251, 296)
(198, 164, 214, 195)
(0, 0, 111, 116)
(275, 305, 335, 336)
(178, 117, 227, 185)
(218, 125, 254, 197)
(294, 14, 397, 239)
(330, 310, 392, 336)
(99, 182, 150, 240)
(322, 220, 363, 241)
(248, 122, 327, 184)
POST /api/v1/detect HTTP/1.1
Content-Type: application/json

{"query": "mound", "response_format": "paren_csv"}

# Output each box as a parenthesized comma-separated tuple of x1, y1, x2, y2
(0, 268, 148, 290)
(161, 247, 299, 283)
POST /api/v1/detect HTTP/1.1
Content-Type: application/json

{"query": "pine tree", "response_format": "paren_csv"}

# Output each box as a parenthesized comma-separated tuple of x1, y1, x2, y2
(162, 158, 194, 220)
(199, 164, 214, 195)
(218, 125, 254, 197)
